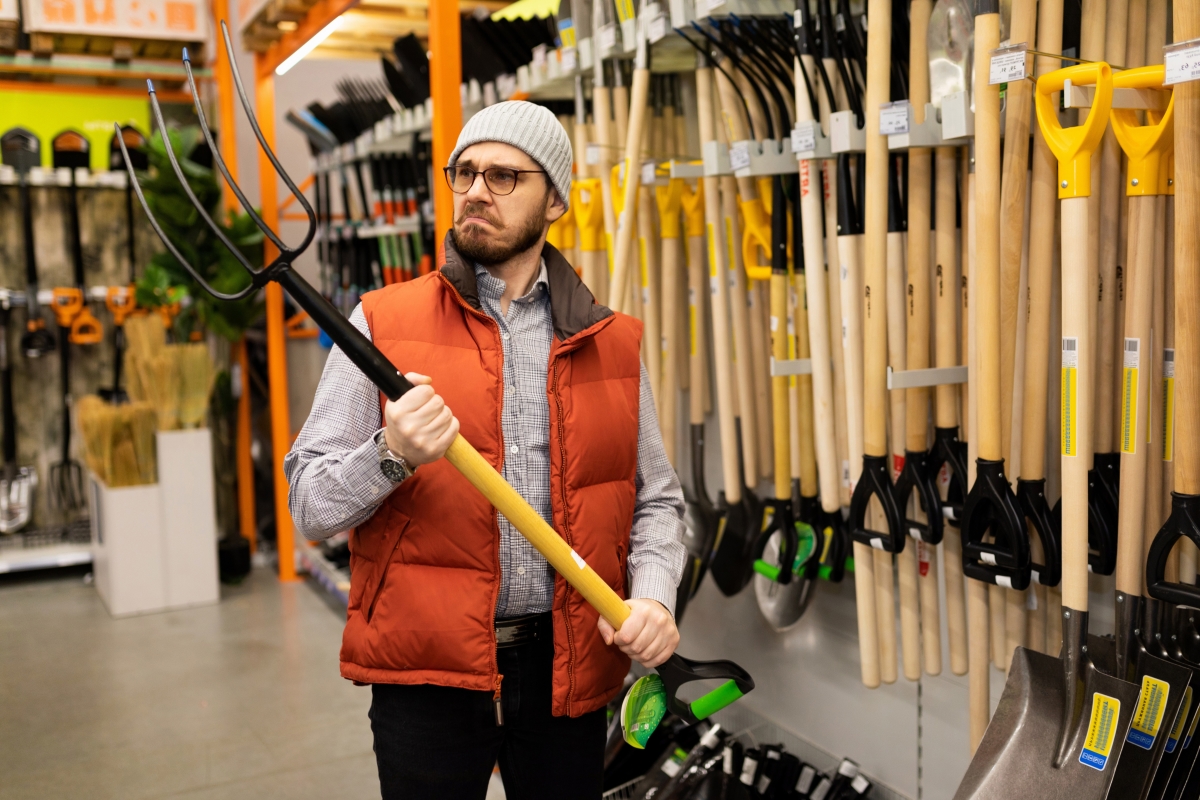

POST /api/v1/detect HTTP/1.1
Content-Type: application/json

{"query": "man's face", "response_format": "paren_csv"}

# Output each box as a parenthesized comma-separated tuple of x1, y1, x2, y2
(450, 141, 565, 266)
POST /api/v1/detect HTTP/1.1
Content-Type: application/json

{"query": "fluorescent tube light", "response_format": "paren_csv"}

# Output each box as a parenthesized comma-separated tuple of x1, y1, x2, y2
(275, 17, 342, 76)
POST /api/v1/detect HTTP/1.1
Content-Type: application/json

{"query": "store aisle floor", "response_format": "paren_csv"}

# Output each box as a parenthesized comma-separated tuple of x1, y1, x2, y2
(0, 566, 381, 800)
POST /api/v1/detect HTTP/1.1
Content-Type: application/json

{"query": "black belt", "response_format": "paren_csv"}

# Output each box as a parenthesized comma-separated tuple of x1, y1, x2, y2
(495, 612, 551, 649)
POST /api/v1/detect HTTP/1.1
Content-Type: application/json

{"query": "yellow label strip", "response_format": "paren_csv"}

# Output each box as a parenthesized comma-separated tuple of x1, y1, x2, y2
(1062, 337, 1079, 458)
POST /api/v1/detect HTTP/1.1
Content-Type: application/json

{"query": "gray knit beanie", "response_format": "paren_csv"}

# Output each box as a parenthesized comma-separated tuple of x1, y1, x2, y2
(449, 101, 573, 210)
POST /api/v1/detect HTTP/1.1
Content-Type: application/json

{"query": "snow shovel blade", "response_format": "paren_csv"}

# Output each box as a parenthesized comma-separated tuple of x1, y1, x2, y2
(953, 646, 1139, 800)
(621, 655, 754, 749)
(1089, 634, 1191, 800)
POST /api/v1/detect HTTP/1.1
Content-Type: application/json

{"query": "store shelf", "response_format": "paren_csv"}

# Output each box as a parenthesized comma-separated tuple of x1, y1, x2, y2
(0, 522, 93, 574)
(297, 541, 349, 605)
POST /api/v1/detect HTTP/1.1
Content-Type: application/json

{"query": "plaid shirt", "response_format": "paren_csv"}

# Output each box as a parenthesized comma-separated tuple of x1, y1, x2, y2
(284, 261, 686, 618)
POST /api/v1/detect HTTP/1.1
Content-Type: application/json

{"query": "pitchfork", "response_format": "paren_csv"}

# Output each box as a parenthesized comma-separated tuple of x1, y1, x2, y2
(118, 20, 753, 745)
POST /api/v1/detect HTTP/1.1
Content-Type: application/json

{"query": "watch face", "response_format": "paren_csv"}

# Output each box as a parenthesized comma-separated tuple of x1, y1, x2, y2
(381, 458, 408, 482)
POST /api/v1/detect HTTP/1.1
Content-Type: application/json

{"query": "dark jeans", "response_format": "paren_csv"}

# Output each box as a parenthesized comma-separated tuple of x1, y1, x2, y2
(369, 635, 607, 800)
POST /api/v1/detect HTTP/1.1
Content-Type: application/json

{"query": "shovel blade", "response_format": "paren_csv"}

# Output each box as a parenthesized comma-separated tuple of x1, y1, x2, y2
(954, 647, 1140, 800)
(753, 529, 817, 631)
(1106, 648, 1192, 800)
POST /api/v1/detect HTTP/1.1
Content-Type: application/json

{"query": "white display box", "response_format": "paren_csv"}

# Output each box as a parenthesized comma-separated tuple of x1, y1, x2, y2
(157, 429, 219, 610)
(88, 428, 220, 617)
(89, 478, 166, 618)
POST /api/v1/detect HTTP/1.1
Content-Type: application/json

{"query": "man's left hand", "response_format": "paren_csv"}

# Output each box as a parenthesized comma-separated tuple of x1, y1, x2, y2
(597, 598, 679, 668)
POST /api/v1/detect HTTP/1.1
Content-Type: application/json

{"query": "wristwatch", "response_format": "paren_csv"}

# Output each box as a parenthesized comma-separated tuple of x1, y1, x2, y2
(377, 431, 415, 483)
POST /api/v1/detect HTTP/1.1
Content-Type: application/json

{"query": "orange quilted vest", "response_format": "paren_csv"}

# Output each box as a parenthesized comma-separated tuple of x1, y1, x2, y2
(340, 237, 642, 717)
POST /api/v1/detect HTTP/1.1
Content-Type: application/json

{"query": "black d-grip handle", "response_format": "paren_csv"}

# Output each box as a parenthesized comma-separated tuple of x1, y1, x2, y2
(961, 458, 1031, 590)
(753, 498, 800, 585)
(893, 449, 945, 545)
(927, 427, 969, 526)
(1147, 493, 1200, 609)
(657, 653, 756, 725)
(849, 454, 905, 553)
(1016, 478, 1061, 587)
(709, 493, 758, 597)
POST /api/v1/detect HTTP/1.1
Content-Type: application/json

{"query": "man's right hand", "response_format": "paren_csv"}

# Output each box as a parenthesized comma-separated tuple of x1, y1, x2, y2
(383, 373, 461, 466)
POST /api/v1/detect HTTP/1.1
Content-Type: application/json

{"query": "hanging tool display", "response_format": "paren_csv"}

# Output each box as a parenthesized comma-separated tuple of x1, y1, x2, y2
(101, 126, 146, 405)
(2, 128, 56, 360)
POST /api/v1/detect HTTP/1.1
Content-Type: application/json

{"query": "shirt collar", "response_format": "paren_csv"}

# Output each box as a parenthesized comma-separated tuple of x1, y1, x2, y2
(474, 259, 550, 305)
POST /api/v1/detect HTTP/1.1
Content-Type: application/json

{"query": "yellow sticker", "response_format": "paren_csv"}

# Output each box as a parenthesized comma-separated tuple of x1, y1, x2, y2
(1127, 676, 1169, 750)
(725, 217, 736, 272)
(1167, 686, 1192, 753)
(707, 223, 719, 279)
(606, 232, 615, 276)
(1080, 693, 1121, 770)
(1062, 337, 1079, 457)
(1164, 349, 1176, 462)
(1121, 338, 1139, 454)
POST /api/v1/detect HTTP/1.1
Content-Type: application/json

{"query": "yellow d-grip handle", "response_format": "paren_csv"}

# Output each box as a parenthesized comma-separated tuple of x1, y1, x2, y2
(1110, 65, 1174, 196)
(547, 204, 576, 251)
(680, 180, 705, 239)
(656, 178, 685, 240)
(740, 197, 772, 281)
(571, 179, 606, 252)
(1035, 61, 1114, 199)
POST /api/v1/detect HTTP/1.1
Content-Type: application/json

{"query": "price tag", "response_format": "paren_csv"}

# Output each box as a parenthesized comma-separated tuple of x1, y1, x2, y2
(729, 141, 752, 171)
(792, 121, 816, 154)
(990, 43, 1029, 85)
(879, 100, 910, 135)
(648, 13, 669, 43)
(1165, 38, 1200, 86)
(641, 160, 657, 185)
(586, 143, 601, 165)
(532, 44, 548, 68)
(598, 23, 618, 51)
(560, 46, 576, 72)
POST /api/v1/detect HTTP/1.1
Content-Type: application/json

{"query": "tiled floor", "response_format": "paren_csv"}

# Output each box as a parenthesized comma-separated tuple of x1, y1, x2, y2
(0, 566, 382, 799)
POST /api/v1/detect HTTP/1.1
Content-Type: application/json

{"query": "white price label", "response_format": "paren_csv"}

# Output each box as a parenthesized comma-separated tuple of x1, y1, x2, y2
(792, 121, 817, 154)
(648, 13, 669, 43)
(729, 141, 752, 171)
(989, 43, 1029, 85)
(598, 23, 618, 51)
(879, 101, 910, 135)
(560, 46, 577, 72)
(642, 160, 657, 185)
(710, 275, 719, 296)
(1165, 39, 1200, 86)
(532, 44, 548, 68)
(661, 758, 682, 777)
(586, 143, 601, 165)
(1165, 349, 1176, 378)
(1062, 336, 1079, 368)
(1124, 337, 1140, 369)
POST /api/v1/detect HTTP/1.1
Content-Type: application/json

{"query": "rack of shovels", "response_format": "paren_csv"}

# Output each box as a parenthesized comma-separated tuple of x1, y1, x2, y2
(450, 1, 1200, 797)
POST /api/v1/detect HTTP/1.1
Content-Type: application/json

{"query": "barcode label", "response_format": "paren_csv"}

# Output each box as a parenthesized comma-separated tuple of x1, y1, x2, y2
(792, 121, 817, 154)
(1165, 348, 1175, 378)
(880, 100, 910, 135)
(1124, 338, 1140, 368)
(990, 43, 1029, 85)
(730, 141, 752, 171)
(1062, 337, 1078, 367)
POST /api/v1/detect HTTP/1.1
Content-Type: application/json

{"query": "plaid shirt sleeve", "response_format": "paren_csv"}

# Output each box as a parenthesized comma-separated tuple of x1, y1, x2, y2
(628, 363, 688, 618)
(283, 305, 398, 541)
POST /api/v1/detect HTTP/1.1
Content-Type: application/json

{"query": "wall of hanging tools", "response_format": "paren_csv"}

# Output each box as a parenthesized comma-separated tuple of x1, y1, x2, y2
(263, 0, 1200, 796)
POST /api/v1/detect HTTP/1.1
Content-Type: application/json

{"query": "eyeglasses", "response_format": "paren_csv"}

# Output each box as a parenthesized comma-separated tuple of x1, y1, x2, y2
(443, 165, 546, 196)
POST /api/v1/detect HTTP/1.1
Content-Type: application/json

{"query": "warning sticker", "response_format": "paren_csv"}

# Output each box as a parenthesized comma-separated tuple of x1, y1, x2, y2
(1166, 686, 1192, 754)
(1080, 693, 1121, 770)
(1062, 337, 1079, 457)
(1127, 676, 1169, 750)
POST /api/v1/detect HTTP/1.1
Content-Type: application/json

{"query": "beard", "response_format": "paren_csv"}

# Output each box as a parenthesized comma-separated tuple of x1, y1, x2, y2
(451, 200, 547, 266)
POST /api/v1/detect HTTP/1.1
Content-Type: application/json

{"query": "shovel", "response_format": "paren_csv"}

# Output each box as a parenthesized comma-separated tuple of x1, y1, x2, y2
(0, 300, 35, 534)
(125, 26, 755, 752)
(954, 59, 1140, 799)
(654, 178, 685, 467)
(1, 129, 56, 361)
(100, 125, 146, 404)
(1100, 63, 1190, 800)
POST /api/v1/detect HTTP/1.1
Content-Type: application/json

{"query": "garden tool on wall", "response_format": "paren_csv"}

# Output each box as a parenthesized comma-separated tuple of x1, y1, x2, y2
(2, 128, 56, 360)
(1013, 0, 1066, 659)
(1100, 63, 1191, 800)
(0, 299, 35, 534)
(125, 27, 754, 750)
(101, 125, 147, 404)
(49, 130, 102, 514)
(953, 60, 1138, 800)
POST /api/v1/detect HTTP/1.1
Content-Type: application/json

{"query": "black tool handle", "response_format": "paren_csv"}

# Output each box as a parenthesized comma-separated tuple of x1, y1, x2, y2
(67, 179, 85, 287)
(893, 449, 945, 545)
(20, 181, 40, 315)
(849, 454, 905, 553)
(927, 427, 968, 525)
(657, 653, 756, 725)
(961, 458, 1031, 590)
(1147, 493, 1200, 608)
(275, 267, 412, 401)
(1017, 478, 1061, 587)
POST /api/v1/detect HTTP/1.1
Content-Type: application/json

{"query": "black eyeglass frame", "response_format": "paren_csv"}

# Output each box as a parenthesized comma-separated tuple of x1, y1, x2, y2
(443, 165, 547, 196)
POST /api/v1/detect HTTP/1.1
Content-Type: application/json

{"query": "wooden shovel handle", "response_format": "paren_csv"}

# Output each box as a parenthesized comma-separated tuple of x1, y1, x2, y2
(1177, 3, 1200, 495)
(610, 67, 651, 315)
(974, 9, 1003, 463)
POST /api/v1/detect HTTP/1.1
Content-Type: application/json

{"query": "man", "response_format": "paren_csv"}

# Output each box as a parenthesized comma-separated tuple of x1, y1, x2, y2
(285, 101, 686, 800)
